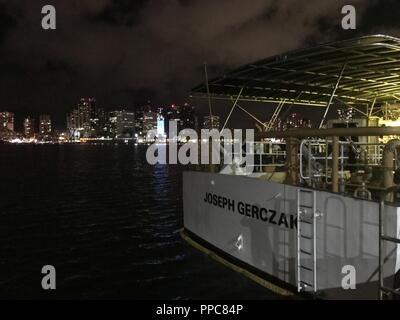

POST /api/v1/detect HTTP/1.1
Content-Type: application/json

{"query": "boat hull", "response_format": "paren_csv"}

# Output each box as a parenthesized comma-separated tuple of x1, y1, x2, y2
(183, 171, 400, 299)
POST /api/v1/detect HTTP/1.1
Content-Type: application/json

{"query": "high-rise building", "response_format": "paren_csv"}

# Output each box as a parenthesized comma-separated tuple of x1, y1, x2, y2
(39, 114, 52, 136)
(134, 105, 152, 135)
(142, 110, 158, 137)
(157, 114, 165, 136)
(110, 110, 135, 138)
(180, 103, 196, 130)
(163, 103, 196, 134)
(93, 108, 112, 138)
(66, 109, 81, 140)
(284, 113, 312, 129)
(66, 109, 80, 130)
(23, 117, 36, 138)
(202, 115, 220, 130)
(0, 112, 14, 131)
(78, 98, 96, 130)
(66, 98, 97, 139)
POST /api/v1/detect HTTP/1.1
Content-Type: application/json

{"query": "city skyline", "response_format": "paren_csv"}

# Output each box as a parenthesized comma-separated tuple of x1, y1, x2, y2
(0, 98, 224, 143)
(0, 99, 199, 132)
(1, 94, 316, 144)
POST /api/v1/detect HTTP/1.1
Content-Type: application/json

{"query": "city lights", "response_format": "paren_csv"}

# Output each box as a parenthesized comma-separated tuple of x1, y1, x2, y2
(0, 101, 209, 145)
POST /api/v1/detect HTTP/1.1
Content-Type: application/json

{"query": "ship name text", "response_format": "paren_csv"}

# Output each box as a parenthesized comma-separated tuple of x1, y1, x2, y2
(203, 192, 296, 229)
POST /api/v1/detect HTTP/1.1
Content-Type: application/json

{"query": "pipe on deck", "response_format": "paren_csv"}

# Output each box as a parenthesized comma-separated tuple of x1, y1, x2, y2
(332, 136, 339, 193)
(284, 137, 299, 185)
(382, 140, 400, 199)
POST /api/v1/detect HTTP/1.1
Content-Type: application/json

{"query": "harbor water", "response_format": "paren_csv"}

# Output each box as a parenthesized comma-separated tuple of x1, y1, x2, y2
(0, 144, 279, 299)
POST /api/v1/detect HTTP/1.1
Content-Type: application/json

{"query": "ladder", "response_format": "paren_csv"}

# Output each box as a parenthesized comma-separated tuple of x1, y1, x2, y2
(379, 186, 400, 300)
(297, 188, 317, 293)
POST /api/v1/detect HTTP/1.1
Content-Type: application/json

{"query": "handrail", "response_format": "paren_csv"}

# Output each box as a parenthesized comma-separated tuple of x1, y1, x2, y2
(379, 185, 400, 300)
(299, 139, 328, 180)
(299, 139, 309, 180)
(258, 126, 400, 139)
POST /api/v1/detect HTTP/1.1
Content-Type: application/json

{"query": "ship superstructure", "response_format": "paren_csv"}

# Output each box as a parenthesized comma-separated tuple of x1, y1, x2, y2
(182, 35, 400, 299)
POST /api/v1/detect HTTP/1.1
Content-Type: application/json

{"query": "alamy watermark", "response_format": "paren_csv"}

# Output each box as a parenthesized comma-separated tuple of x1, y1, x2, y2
(341, 265, 357, 290)
(41, 5, 56, 30)
(146, 121, 255, 173)
(40, 5, 355, 32)
(342, 5, 356, 30)
(41, 265, 56, 290)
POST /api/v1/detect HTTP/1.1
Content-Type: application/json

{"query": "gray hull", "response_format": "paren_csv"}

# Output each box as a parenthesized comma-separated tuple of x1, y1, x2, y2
(183, 171, 400, 299)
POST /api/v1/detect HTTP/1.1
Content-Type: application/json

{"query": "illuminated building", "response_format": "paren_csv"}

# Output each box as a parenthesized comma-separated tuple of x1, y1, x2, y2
(66, 98, 97, 139)
(142, 110, 158, 137)
(110, 110, 135, 138)
(78, 98, 96, 137)
(337, 106, 354, 122)
(157, 114, 165, 136)
(78, 98, 96, 130)
(134, 105, 167, 140)
(163, 103, 196, 134)
(0, 112, 14, 131)
(134, 105, 152, 136)
(66, 109, 81, 141)
(177, 103, 196, 130)
(202, 115, 220, 130)
(39, 114, 52, 136)
(66, 109, 80, 129)
(93, 108, 112, 138)
(23, 117, 36, 138)
(284, 113, 312, 129)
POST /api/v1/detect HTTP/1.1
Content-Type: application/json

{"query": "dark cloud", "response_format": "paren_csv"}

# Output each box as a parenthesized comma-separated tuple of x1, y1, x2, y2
(92, 0, 147, 26)
(0, 3, 19, 42)
(0, 0, 398, 129)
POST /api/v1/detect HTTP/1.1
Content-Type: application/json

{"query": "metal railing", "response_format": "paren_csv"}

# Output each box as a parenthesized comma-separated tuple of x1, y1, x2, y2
(228, 141, 287, 173)
(379, 186, 400, 300)
(299, 138, 385, 183)
(251, 141, 286, 172)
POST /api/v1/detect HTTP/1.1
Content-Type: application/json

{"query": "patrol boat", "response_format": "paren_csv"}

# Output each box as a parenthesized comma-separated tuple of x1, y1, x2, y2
(181, 35, 400, 299)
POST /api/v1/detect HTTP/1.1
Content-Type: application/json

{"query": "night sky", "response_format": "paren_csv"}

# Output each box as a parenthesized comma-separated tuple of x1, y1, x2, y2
(0, 0, 399, 130)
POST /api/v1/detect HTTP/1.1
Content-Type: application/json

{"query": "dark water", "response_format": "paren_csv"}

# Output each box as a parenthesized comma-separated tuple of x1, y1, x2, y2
(0, 144, 278, 299)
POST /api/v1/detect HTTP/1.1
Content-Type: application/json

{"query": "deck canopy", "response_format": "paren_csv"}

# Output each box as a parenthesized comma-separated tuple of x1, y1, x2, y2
(191, 35, 400, 107)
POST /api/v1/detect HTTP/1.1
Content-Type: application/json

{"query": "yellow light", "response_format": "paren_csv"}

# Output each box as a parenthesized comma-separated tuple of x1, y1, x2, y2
(379, 120, 400, 127)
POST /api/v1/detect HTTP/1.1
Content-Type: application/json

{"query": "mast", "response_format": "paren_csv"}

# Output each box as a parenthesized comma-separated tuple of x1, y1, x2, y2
(204, 63, 214, 129)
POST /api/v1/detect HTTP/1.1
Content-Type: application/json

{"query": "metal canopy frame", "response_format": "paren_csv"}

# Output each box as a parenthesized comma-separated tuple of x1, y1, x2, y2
(191, 35, 400, 108)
